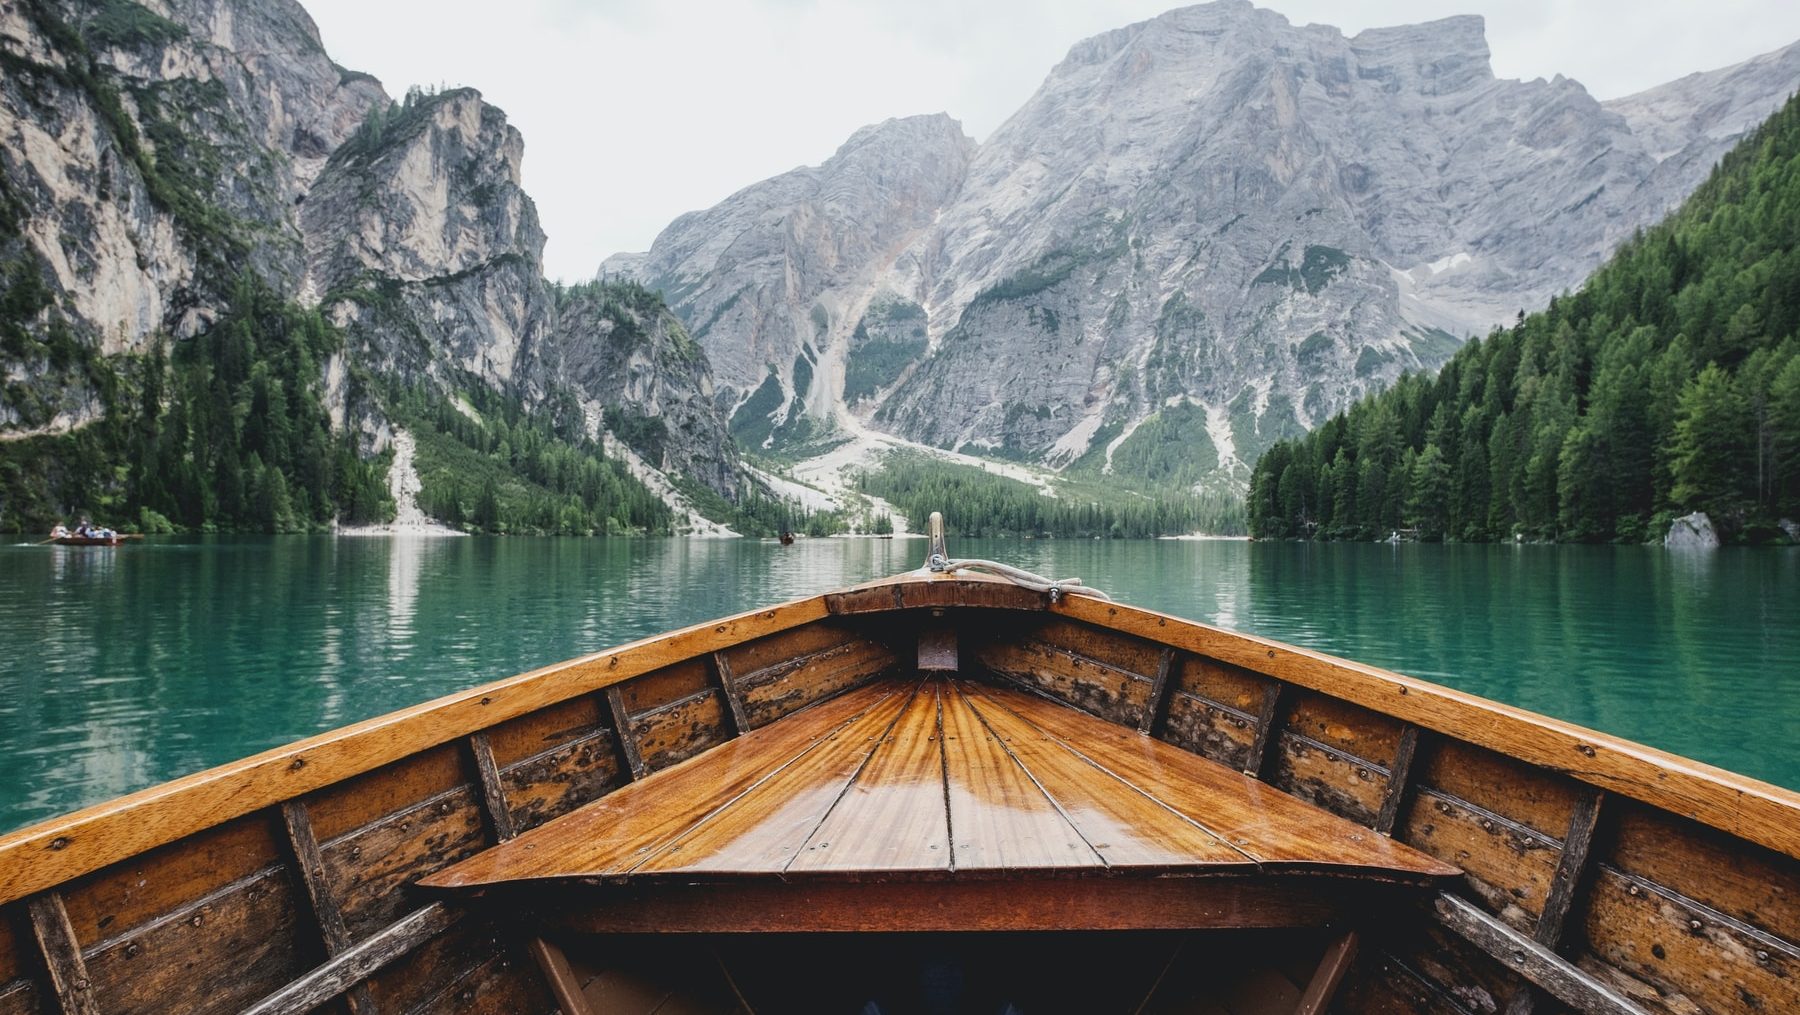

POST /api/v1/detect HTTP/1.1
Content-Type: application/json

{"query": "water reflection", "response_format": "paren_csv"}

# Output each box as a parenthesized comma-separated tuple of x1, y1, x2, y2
(0, 536, 1795, 832)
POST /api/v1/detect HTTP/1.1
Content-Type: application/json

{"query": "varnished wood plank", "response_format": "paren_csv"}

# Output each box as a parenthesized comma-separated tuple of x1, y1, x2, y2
(963, 682, 1459, 881)
(603, 686, 649, 781)
(1138, 647, 1177, 735)
(280, 802, 376, 1014)
(1538, 789, 1604, 947)
(786, 682, 951, 874)
(1245, 683, 1289, 778)
(1376, 724, 1422, 835)
(0, 597, 832, 907)
(1294, 931, 1358, 1015)
(1053, 593, 1800, 864)
(548, 877, 1364, 934)
(419, 683, 905, 890)
(24, 894, 98, 1015)
(712, 652, 752, 736)
(940, 681, 1099, 870)
(1433, 893, 1649, 1015)
(954, 681, 1249, 869)
(238, 903, 461, 1015)
(636, 687, 914, 875)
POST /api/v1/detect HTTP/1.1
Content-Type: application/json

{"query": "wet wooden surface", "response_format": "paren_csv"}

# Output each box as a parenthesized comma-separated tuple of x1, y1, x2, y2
(421, 676, 1459, 891)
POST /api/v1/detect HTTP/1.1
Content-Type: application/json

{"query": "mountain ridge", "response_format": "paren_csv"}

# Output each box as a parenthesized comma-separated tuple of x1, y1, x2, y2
(607, 1, 1800, 494)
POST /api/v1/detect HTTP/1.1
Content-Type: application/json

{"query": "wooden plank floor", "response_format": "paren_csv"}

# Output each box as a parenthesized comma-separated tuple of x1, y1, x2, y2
(422, 674, 1458, 890)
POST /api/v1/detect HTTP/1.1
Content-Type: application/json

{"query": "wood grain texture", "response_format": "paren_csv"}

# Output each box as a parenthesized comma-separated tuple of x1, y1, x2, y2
(638, 687, 914, 875)
(1434, 892, 1650, 1015)
(280, 802, 376, 1014)
(81, 867, 314, 1015)
(432, 673, 1456, 901)
(940, 681, 1099, 870)
(787, 682, 950, 874)
(547, 878, 1367, 934)
(955, 682, 1249, 869)
(963, 682, 1460, 882)
(417, 682, 901, 890)
(1377, 725, 1423, 835)
(1295, 931, 1359, 1015)
(1052, 593, 1800, 864)
(0, 597, 831, 907)
(25, 895, 97, 1015)
(237, 903, 460, 1015)
(1138, 647, 1177, 734)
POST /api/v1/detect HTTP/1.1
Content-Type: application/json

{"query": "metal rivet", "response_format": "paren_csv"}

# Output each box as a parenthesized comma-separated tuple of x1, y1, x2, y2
(1628, 884, 1640, 896)
(48, 836, 70, 851)
(124, 943, 139, 958)
(1756, 950, 1770, 963)
(289, 758, 305, 771)
(1511, 951, 1526, 965)
(350, 845, 362, 858)
(1688, 919, 1703, 932)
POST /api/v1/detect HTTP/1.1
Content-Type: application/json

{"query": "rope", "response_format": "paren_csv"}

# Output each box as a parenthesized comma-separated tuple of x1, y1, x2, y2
(936, 557, 1112, 603)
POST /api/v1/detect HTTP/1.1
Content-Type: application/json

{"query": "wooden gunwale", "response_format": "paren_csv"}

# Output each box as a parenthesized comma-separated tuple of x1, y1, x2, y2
(1048, 593, 1800, 862)
(2, 569, 1798, 1015)
(0, 595, 831, 907)
(5, 571, 1798, 910)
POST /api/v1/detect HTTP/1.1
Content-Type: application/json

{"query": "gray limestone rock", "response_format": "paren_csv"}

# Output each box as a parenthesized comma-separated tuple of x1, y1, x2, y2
(612, 2, 1800, 487)
(1664, 512, 1720, 549)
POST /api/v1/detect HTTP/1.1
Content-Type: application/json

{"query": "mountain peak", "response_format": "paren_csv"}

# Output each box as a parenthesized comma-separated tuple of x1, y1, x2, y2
(834, 113, 973, 162)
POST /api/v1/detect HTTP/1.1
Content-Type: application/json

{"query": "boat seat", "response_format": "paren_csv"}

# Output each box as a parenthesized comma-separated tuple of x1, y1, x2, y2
(419, 676, 1460, 932)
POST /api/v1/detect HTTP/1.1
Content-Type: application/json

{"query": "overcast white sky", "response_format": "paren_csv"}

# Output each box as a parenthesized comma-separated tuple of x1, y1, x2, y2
(301, 1, 1800, 281)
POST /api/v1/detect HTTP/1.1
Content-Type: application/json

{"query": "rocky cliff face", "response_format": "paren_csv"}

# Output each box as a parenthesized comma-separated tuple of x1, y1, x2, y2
(1, 0, 741, 506)
(610, 1, 1800, 486)
(602, 113, 975, 450)
(0, 0, 382, 429)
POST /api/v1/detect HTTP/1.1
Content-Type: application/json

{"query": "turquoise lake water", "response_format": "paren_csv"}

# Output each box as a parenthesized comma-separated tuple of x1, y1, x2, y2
(1, 535, 1795, 832)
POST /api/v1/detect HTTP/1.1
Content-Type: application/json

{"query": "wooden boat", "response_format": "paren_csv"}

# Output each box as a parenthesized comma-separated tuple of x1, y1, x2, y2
(1, 521, 1796, 1015)
(48, 535, 128, 547)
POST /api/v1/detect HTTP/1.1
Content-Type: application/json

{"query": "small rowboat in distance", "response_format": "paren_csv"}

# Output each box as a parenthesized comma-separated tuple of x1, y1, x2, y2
(0, 515, 1795, 1015)
(49, 534, 130, 547)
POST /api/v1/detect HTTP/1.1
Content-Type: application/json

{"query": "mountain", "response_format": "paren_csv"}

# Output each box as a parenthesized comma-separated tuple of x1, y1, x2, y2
(1248, 93, 1800, 544)
(610, 1, 1800, 490)
(600, 113, 976, 451)
(0, 0, 743, 533)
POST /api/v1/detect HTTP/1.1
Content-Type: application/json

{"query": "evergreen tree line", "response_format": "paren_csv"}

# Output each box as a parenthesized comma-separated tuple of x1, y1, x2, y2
(1249, 93, 1800, 544)
(859, 456, 1247, 539)
(387, 382, 677, 536)
(1, 277, 392, 533)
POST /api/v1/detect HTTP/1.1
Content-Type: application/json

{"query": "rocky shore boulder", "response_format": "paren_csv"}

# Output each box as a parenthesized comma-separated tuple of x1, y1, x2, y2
(1664, 512, 1719, 549)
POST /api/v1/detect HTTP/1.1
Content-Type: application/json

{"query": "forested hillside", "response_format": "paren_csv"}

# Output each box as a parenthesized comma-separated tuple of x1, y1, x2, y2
(860, 455, 1246, 538)
(1249, 93, 1800, 543)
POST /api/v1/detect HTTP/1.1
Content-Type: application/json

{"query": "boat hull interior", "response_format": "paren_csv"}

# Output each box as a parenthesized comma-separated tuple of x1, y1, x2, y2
(0, 573, 1795, 1015)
